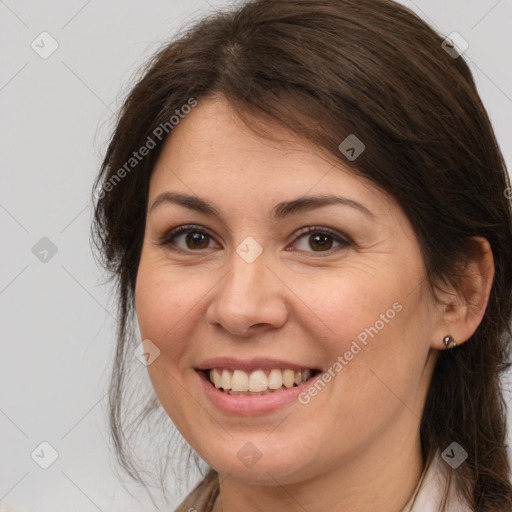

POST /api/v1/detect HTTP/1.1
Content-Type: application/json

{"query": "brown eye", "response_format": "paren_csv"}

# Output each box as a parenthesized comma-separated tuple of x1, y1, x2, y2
(291, 227, 351, 254)
(308, 233, 334, 251)
(160, 225, 218, 251)
(185, 232, 210, 249)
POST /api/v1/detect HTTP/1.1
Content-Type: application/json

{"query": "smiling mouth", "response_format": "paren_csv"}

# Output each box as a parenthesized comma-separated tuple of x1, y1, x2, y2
(203, 367, 321, 396)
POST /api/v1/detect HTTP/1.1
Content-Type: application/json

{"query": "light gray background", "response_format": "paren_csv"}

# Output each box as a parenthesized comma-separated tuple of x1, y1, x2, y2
(1, 1, 511, 511)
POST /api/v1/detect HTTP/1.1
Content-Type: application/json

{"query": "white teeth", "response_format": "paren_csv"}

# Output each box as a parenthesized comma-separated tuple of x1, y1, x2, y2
(212, 368, 222, 388)
(248, 369, 268, 392)
(268, 368, 283, 389)
(231, 369, 249, 392)
(282, 369, 295, 388)
(221, 369, 232, 390)
(208, 367, 315, 393)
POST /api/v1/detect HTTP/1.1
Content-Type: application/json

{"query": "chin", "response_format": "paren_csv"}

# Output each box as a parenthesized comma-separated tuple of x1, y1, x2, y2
(197, 437, 318, 485)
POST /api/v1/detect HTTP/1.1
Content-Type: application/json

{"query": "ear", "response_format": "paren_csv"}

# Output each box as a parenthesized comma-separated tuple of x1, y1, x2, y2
(431, 236, 494, 350)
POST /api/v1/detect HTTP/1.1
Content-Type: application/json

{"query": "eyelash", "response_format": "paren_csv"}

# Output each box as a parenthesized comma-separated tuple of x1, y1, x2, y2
(158, 224, 352, 256)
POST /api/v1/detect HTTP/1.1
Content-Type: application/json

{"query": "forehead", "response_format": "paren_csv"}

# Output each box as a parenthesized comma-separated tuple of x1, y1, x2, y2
(153, 97, 333, 178)
(148, 96, 395, 222)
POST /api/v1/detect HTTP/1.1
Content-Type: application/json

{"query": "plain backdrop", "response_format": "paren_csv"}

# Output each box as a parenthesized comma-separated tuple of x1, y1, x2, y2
(1, 1, 511, 511)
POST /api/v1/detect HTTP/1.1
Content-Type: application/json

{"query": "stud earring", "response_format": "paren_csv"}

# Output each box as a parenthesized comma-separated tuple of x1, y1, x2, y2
(443, 335, 457, 349)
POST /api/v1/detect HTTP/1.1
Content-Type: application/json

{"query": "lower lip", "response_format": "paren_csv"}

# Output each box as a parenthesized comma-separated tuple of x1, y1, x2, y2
(196, 370, 318, 415)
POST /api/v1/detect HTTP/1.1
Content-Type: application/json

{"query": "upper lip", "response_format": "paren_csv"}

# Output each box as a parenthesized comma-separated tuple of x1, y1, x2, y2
(196, 357, 319, 372)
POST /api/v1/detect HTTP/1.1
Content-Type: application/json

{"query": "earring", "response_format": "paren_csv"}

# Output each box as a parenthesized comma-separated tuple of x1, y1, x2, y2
(443, 335, 457, 349)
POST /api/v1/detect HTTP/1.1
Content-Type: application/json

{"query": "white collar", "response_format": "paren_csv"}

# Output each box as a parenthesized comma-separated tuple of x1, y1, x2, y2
(401, 451, 472, 511)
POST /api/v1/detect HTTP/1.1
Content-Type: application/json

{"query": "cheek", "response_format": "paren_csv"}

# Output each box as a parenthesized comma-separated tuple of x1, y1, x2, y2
(300, 265, 429, 413)
(134, 262, 207, 432)
(134, 258, 206, 359)
(301, 266, 408, 353)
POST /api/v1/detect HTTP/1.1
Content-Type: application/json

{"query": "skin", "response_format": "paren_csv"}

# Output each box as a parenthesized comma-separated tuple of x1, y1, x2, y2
(134, 95, 494, 511)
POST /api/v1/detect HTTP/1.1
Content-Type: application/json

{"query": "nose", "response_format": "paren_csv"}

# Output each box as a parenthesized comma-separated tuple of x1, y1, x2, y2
(205, 250, 288, 337)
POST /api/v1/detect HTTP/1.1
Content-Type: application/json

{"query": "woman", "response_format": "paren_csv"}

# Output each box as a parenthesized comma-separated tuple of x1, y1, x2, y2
(91, 0, 512, 510)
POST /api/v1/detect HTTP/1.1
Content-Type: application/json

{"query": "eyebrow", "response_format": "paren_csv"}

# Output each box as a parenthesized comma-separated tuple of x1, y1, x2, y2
(149, 192, 375, 220)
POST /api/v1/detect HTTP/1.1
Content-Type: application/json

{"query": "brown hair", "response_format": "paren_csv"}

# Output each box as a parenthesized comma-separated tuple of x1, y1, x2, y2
(91, 0, 512, 509)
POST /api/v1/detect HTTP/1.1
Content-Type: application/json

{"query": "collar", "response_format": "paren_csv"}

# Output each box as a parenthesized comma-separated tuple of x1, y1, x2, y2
(401, 451, 472, 511)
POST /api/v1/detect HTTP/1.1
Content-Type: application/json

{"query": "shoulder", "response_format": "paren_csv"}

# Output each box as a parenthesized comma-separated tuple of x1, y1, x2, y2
(174, 469, 219, 512)
(402, 451, 472, 512)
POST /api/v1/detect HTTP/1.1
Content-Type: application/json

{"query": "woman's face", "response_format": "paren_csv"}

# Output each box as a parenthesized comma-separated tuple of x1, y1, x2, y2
(135, 96, 442, 485)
